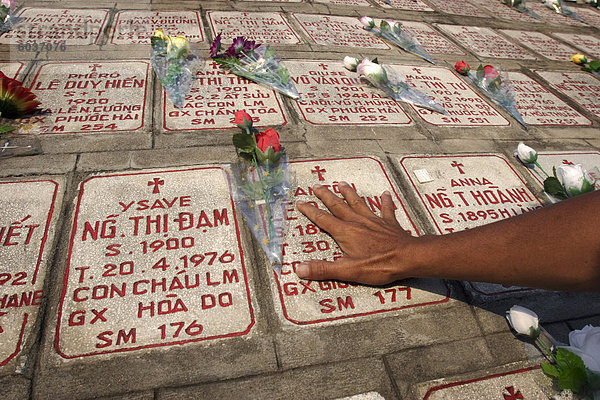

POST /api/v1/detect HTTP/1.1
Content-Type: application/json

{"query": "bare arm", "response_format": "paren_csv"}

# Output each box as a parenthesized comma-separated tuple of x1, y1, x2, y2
(295, 182, 600, 292)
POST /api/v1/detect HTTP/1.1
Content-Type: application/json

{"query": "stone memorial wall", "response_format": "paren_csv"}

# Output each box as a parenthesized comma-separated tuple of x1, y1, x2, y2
(535, 70, 600, 118)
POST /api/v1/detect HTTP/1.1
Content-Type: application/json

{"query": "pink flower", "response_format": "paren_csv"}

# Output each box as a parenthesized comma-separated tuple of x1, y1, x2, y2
(256, 128, 281, 153)
(210, 33, 222, 58)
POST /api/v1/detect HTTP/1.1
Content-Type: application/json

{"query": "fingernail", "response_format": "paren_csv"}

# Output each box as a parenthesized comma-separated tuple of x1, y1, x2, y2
(296, 263, 309, 278)
(296, 199, 305, 206)
(313, 183, 323, 189)
(339, 181, 349, 186)
(383, 190, 391, 196)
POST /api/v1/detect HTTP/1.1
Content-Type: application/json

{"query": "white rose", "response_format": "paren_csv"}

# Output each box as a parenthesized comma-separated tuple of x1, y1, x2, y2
(357, 58, 387, 85)
(359, 16, 375, 29)
(563, 325, 600, 372)
(506, 305, 540, 339)
(343, 56, 359, 72)
(516, 142, 538, 164)
(556, 164, 595, 197)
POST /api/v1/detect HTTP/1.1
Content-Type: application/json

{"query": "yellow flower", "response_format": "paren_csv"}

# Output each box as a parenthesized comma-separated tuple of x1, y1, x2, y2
(167, 35, 190, 59)
(153, 29, 166, 40)
(571, 53, 587, 65)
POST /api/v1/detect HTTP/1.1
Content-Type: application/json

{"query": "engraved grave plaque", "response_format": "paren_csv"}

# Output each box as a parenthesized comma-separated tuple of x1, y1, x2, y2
(574, 7, 600, 27)
(396, 21, 465, 55)
(436, 25, 536, 60)
(390, 65, 509, 126)
(507, 71, 592, 126)
(0, 8, 109, 45)
(21, 61, 149, 135)
(275, 157, 449, 325)
(292, 14, 389, 49)
(527, 2, 587, 26)
(425, 0, 490, 18)
(467, 0, 540, 23)
(314, 0, 372, 5)
(286, 60, 412, 126)
(399, 155, 543, 296)
(535, 70, 600, 118)
(372, 0, 434, 11)
(499, 30, 578, 61)
(111, 11, 204, 45)
(207, 11, 302, 45)
(0, 179, 62, 367)
(552, 33, 600, 59)
(522, 151, 600, 193)
(163, 61, 287, 131)
(56, 167, 254, 358)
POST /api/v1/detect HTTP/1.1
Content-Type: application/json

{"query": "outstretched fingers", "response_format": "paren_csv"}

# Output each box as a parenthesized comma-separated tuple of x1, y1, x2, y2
(296, 199, 342, 235)
(296, 258, 355, 282)
(380, 190, 401, 227)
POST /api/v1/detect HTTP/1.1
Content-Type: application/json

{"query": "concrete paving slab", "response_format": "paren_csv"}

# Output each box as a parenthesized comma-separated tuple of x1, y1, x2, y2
(435, 24, 536, 60)
(508, 71, 593, 126)
(395, 21, 466, 56)
(534, 70, 600, 119)
(17, 60, 151, 137)
(389, 64, 511, 127)
(417, 365, 557, 399)
(0, 374, 30, 400)
(109, 11, 205, 45)
(466, 0, 541, 24)
(55, 167, 255, 357)
(161, 61, 288, 133)
(0, 177, 64, 375)
(286, 60, 413, 126)
(527, 2, 588, 27)
(371, 0, 434, 12)
(0, 8, 110, 46)
(498, 30, 578, 62)
(291, 13, 390, 49)
(206, 11, 303, 45)
(426, 0, 492, 18)
(551, 32, 600, 60)
(157, 357, 397, 400)
(0, 154, 77, 177)
(272, 157, 449, 326)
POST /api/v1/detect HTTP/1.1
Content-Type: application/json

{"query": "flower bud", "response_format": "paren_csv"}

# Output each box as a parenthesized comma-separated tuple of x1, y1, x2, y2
(359, 16, 375, 29)
(167, 36, 190, 59)
(234, 110, 253, 130)
(516, 142, 538, 164)
(454, 61, 470, 75)
(571, 53, 588, 65)
(556, 164, 595, 197)
(357, 58, 387, 85)
(506, 305, 541, 339)
(343, 56, 360, 72)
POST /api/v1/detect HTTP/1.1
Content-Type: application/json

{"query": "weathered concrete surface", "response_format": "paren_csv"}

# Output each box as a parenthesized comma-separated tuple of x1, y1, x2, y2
(0, 0, 598, 399)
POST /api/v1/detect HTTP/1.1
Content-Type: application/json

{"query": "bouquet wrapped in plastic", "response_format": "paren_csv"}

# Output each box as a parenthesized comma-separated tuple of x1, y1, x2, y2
(359, 17, 435, 64)
(455, 62, 526, 128)
(542, 0, 587, 23)
(227, 111, 291, 276)
(501, 0, 540, 19)
(344, 57, 446, 114)
(150, 29, 200, 108)
(210, 34, 300, 100)
(0, 0, 15, 34)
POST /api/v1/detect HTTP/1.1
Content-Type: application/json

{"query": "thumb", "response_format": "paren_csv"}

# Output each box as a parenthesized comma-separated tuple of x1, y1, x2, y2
(296, 259, 352, 281)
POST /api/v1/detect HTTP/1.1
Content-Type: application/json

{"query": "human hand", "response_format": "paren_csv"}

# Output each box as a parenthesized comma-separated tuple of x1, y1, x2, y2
(295, 181, 418, 285)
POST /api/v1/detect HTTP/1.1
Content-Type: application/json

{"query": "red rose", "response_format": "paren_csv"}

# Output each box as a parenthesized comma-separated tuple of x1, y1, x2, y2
(483, 65, 499, 79)
(234, 110, 253, 129)
(454, 61, 470, 75)
(255, 128, 281, 153)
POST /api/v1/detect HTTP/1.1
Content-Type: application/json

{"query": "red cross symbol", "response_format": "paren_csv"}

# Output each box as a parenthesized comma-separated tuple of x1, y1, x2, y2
(209, 61, 220, 70)
(148, 177, 165, 194)
(89, 64, 103, 72)
(318, 63, 329, 70)
(503, 386, 524, 400)
(311, 166, 327, 181)
(562, 159, 574, 165)
(451, 161, 465, 174)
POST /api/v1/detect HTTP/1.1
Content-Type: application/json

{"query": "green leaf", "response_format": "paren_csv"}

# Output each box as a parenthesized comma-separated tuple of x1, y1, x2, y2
(232, 132, 256, 153)
(589, 60, 600, 71)
(555, 348, 588, 393)
(476, 65, 485, 82)
(542, 362, 561, 379)
(240, 181, 264, 200)
(544, 176, 567, 199)
(372, 58, 379, 64)
(0, 125, 16, 134)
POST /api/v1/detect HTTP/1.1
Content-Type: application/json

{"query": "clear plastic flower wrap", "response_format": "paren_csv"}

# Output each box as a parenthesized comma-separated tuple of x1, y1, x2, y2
(501, 0, 540, 19)
(150, 30, 200, 109)
(543, 0, 587, 23)
(360, 17, 435, 64)
(211, 34, 301, 100)
(226, 111, 292, 276)
(350, 58, 447, 114)
(456, 63, 526, 128)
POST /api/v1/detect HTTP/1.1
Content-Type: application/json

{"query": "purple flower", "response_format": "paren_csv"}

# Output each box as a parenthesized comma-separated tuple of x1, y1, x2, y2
(243, 39, 259, 53)
(210, 33, 222, 58)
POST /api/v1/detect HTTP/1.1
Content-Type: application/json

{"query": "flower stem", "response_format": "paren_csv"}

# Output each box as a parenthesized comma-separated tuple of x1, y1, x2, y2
(251, 152, 275, 259)
(536, 336, 560, 366)
(534, 161, 550, 178)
